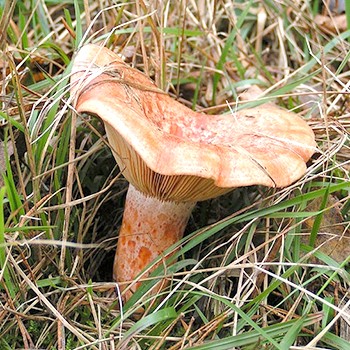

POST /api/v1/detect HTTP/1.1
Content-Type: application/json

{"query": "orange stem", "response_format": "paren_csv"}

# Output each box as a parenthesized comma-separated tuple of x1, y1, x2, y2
(113, 185, 195, 300)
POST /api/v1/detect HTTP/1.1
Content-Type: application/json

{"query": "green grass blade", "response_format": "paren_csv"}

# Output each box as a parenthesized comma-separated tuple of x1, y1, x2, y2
(117, 307, 177, 347)
(279, 315, 307, 349)
(189, 313, 321, 349)
(0, 186, 16, 299)
(74, 0, 82, 47)
(309, 184, 330, 247)
(346, 0, 350, 30)
(212, 0, 254, 103)
(0, 187, 7, 269)
(323, 331, 350, 349)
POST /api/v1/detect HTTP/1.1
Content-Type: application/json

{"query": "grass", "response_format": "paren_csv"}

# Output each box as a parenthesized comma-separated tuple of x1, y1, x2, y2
(1, 0, 350, 349)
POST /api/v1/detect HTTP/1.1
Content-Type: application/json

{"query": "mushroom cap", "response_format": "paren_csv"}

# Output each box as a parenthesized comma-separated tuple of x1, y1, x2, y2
(70, 44, 316, 202)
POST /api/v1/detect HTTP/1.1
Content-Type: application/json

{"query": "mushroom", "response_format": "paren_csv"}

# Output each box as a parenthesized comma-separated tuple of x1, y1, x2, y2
(70, 44, 316, 301)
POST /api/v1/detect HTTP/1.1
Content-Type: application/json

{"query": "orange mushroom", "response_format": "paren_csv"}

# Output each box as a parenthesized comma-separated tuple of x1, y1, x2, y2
(70, 44, 316, 301)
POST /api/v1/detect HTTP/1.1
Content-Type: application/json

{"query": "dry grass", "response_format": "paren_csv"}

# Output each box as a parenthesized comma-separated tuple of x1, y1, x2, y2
(0, 0, 350, 349)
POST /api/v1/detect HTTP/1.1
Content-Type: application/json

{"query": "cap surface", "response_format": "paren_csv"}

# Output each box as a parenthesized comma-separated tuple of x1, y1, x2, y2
(70, 44, 316, 202)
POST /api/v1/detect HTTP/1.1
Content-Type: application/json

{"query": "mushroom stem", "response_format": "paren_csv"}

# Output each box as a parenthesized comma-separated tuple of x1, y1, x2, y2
(113, 184, 196, 300)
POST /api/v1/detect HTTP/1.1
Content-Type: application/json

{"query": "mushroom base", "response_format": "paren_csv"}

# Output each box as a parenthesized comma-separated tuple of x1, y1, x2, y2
(113, 184, 195, 301)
